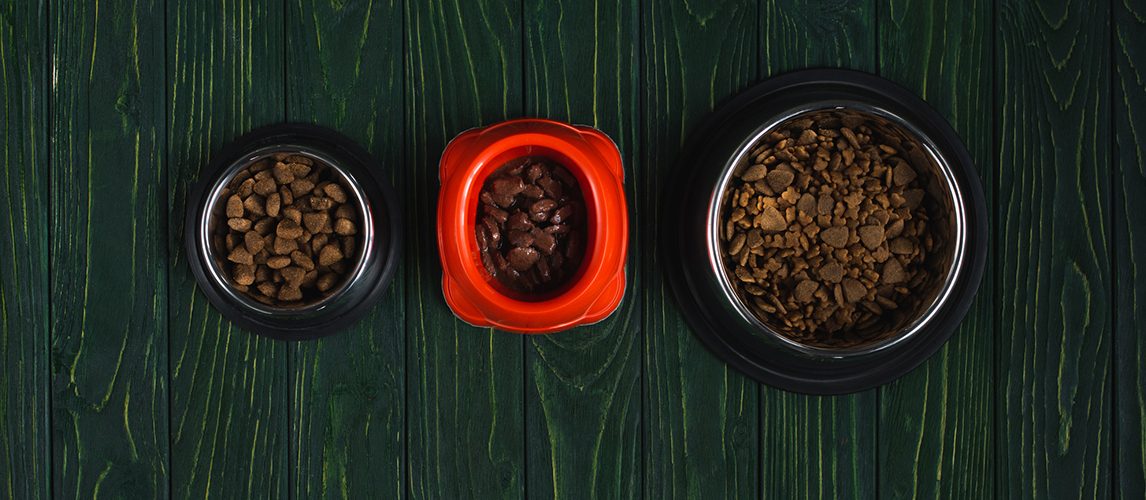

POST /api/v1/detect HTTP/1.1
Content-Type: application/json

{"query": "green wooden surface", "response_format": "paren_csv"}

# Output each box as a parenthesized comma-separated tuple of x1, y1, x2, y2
(1115, 0, 1146, 497)
(50, 0, 170, 497)
(166, 2, 287, 499)
(997, 0, 1112, 498)
(877, 0, 995, 498)
(1, 0, 1144, 498)
(0, 1, 47, 499)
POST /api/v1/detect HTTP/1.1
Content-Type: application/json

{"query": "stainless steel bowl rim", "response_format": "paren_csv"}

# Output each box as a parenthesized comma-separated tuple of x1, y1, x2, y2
(199, 144, 375, 317)
(706, 100, 968, 358)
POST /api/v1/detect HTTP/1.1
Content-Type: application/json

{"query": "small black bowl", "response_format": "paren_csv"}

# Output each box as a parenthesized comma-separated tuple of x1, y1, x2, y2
(660, 69, 988, 395)
(185, 123, 402, 341)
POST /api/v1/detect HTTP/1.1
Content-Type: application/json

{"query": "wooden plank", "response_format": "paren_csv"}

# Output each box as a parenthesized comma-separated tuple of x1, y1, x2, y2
(1114, 0, 1146, 497)
(50, 0, 169, 497)
(284, 0, 406, 497)
(642, 1, 758, 498)
(997, 0, 1111, 497)
(0, 1, 48, 498)
(166, 1, 288, 499)
(757, 1, 877, 497)
(522, 1, 641, 497)
(876, 0, 995, 498)
(404, 1, 525, 498)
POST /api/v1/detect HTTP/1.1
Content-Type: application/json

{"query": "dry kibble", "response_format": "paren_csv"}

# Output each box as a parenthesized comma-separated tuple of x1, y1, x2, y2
(226, 195, 244, 218)
(334, 218, 357, 236)
(215, 153, 360, 306)
(303, 212, 329, 234)
(318, 244, 343, 267)
(719, 110, 936, 348)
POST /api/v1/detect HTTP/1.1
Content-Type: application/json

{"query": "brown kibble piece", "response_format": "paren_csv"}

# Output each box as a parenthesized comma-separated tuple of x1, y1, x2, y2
(273, 162, 295, 184)
(291, 250, 315, 271)
(882, 258, 906, 284)
(794, 280, 819, 303)
(842, 278, 866, 303)
(820, 226, 849, 248)
(741, 164, 768, 182)
(319, 244, 344, 267)
(278, 286, 302, 302)
(266, 193, 281, 217)
(303, 212, 329, 234)
(281, 266, 305, 286)
(273, 236, 298, 255)
(291, 178, 315, 197)
(858, 225, 885, 250)
(818, 261, 844, 283)
(245, 231, 265, 255)
(267, 255, 292, 269)
(334, 218, 358, 236)
(233, 264, 255, 285)
(254, 178, 277, 196)
(767, 170, 795, 192)
(282, 206, 302, 224)
(228, 218, 252, 232)
(324, 183, 348, 203)
(226, 195, 244, 218)
(335, 204, 355, 220)
(228, 246, 254, 266)
(893, 163, 917, 186)
(756, 206, 787, 233)
(277, 219, 304, 239)
(889, 238, 913, 255)
(317, 273, 339, 292)
(244, 194, 266, 217)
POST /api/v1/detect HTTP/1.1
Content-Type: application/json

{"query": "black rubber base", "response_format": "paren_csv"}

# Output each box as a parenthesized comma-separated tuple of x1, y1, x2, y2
(185, 123, 402, 341)
(660, 69, 989, 395)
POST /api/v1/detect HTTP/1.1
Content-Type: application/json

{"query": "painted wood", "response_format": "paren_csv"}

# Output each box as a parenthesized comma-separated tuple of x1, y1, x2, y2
(0, 1, 48, 498)
(1114, 0, 1146, 497)
(166, 1, 288, 499)
(285, 0, 406, 497)
(642, 0, 759, 497)
(50, 0, 170, 497)
(877, 0, 995, 497)
(997, 0, 1111, 497)
(404, 1, 526, 498)
(758, 1, 878, 497)
(523, 0, 642, 497)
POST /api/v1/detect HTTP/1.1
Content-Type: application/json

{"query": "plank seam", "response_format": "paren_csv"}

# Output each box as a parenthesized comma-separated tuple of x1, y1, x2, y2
(1108, 0, 1119, 495)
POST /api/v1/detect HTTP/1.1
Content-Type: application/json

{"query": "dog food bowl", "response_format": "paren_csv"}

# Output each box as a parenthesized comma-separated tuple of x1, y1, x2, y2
(185, 123, 402, 341)
(438, 118, 628, 334)
(661, 69, 988, 394)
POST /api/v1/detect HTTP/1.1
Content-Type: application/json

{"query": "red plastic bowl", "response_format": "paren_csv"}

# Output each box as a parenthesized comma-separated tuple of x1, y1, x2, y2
(438, 118, 628, 334)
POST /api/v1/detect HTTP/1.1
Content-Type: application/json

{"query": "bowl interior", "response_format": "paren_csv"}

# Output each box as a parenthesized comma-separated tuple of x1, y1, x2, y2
(709, 102, 967, 357)
(202, 146, 374, 314)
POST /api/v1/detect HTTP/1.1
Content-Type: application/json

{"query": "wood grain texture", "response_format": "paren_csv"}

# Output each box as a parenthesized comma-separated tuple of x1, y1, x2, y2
(997, 0, 1111, 498)
(50, 0, 169, 497)
(762, 0, 875, 73)
(1115, 0, 1146, 497)
(285, 0, 406, 497)
(876, 0, 995, 497)
(642, 0, 758, 498)
(166, 1, 287, 499)
(404, 1, 525, 498)
(757, 2, 877, 498)
(523, 1, 641, 497)
(0, 1, 48, 498)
